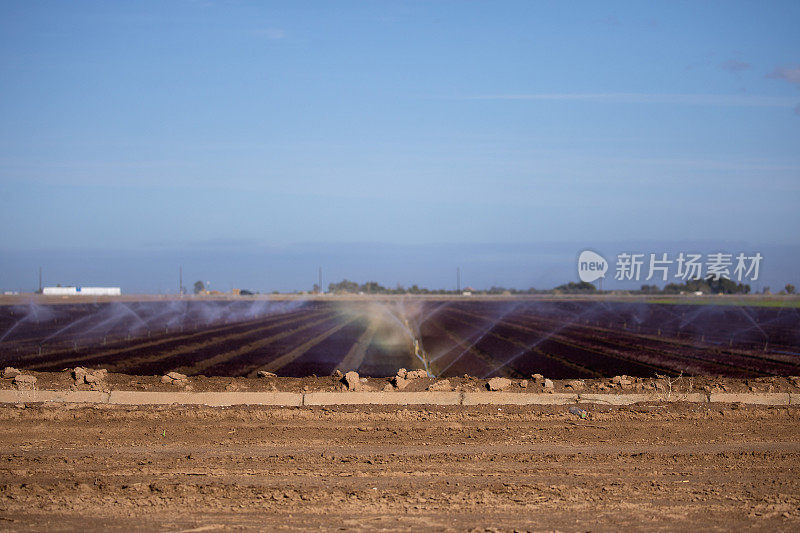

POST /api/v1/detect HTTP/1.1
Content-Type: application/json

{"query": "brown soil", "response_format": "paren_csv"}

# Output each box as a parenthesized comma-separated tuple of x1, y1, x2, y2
(1, 397, 800, 531)
(2, 369, 800, 394)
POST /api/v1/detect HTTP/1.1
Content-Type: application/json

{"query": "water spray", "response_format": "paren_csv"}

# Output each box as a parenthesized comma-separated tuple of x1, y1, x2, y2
(405, 318, 433, 376)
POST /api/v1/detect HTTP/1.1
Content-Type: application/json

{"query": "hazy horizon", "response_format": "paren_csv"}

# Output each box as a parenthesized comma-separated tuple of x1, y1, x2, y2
(2, 240, 796, 294)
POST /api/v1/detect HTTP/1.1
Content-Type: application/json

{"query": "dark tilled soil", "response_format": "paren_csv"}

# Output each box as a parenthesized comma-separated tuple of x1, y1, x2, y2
(3, 299, 799, 380)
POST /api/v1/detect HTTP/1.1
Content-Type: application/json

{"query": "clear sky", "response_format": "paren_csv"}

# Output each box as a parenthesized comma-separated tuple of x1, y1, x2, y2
(1, 1, 798, 292)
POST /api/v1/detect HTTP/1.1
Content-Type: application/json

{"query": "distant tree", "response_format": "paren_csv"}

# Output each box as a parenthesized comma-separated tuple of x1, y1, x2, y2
(706, 277, 750, 294)
(786, 284, 797, 295)
(312, 283, 320, 294)
(553, 281, 597, 293)
(663, 278, 749, 295)
(193, 280, 205, 294)
(640, 284, 660, 294)
(762, 286, 771, 294)
(360, 281, 385, 294)
(328, 279, 360, 294)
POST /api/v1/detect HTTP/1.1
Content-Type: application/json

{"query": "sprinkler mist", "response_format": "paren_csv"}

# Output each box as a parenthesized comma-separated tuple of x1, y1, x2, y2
(367, 300, 435, 377)
(405, 318, 433, 376)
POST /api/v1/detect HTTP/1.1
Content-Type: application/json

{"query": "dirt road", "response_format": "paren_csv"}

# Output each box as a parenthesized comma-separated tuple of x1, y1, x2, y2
(1, 402, 799, 531)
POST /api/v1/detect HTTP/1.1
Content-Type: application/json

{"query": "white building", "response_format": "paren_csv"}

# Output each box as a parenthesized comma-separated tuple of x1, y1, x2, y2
(43, 287, 122, 296)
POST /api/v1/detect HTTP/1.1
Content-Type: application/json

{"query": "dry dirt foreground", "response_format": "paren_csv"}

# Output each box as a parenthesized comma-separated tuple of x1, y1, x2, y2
(0, 402, 799, 532)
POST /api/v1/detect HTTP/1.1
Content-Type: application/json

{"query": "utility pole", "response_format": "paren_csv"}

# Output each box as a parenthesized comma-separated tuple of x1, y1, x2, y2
(457, 267, 461, 293)
(38, 266, 42, 294)
(318, 267, 323, 294)
(179, 266, 183, 295)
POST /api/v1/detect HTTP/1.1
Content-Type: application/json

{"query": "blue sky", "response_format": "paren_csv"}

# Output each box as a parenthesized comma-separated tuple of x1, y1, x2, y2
(1, 1, 799, 292)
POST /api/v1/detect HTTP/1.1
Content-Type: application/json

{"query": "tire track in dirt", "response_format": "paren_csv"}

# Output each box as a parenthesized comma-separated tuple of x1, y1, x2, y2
(2, 403, 799, 531)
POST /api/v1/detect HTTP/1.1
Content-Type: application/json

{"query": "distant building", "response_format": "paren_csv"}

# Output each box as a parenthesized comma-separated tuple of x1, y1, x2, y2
(43, 287, 121, 296)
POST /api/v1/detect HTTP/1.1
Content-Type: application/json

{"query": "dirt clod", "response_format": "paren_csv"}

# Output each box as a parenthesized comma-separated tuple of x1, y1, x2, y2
(72, 367, 108, 389)
(392, 376, 409, 390)
(85, 369, 107, 384)
(344, 371, 361, 391)
(428, 379, 452, 391)
(13, 374, 36, 390)
(72, 367, 87, 383)
(161, 372, 188, 386)
(3, 366, 21, 379)
(612, 375, 633, 389)
(487, 377, 512, 391)
(565, 380, 585, 390)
